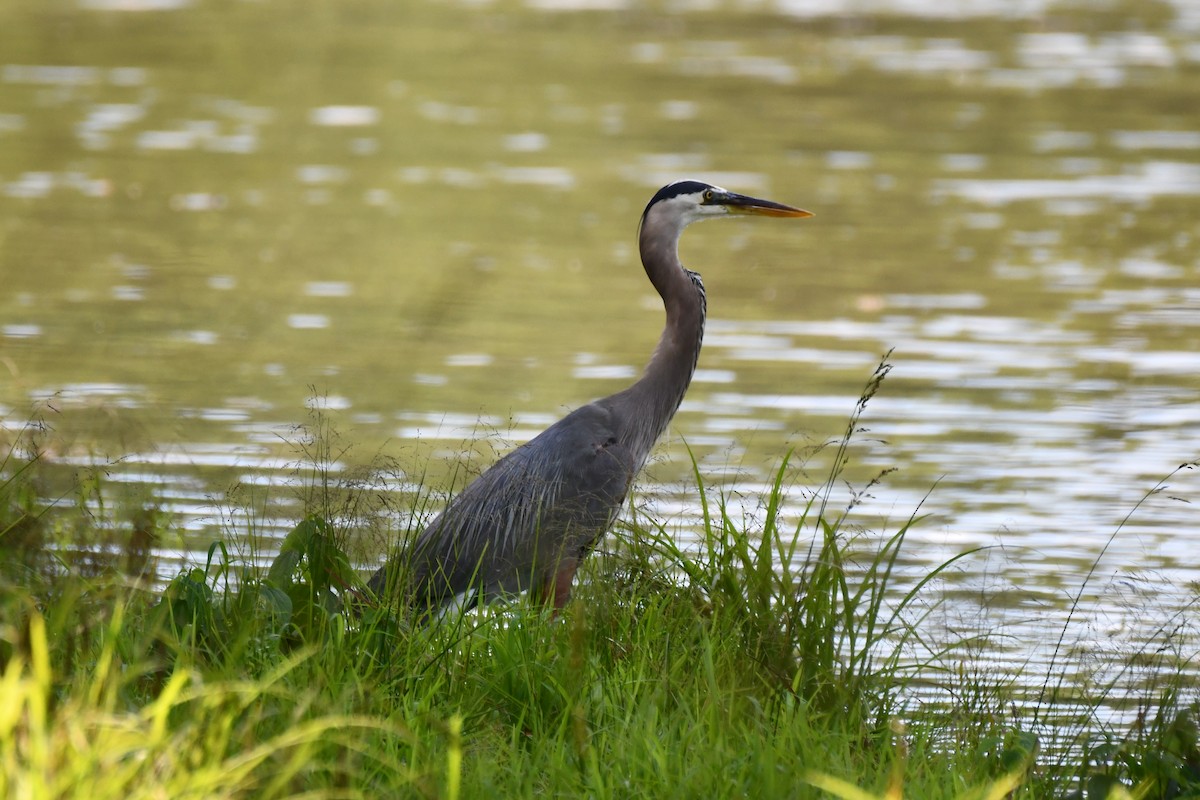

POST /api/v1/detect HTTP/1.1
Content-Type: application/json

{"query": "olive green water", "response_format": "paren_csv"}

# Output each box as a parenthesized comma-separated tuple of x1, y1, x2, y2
(1, 0, 1199, 708)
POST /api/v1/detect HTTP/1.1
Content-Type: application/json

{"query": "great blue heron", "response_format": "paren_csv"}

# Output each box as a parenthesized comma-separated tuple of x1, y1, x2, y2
(368, 180, 811, 616)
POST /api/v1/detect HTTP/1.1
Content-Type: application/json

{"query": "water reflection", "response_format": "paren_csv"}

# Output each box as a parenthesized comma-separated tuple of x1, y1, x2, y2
(0, 0, 1198, 728)
(936, 162, 1200, 204)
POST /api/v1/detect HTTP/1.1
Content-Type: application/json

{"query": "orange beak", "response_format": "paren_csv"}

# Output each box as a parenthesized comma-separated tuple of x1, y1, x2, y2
(715, 191, 813, 218)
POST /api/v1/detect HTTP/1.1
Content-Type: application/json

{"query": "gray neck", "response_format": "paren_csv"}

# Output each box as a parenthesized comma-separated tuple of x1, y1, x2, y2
(604, 209, 707, 465)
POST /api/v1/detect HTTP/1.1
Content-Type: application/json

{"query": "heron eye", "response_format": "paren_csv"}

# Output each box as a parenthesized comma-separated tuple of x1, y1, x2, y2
(703, 190, 713, 202)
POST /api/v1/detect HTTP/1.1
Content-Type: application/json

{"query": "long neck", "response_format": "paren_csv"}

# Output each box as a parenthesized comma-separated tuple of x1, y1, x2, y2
(609, 213, 707, 463)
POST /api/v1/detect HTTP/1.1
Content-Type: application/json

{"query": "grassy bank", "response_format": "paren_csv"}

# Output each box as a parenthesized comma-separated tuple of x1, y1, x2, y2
(2, 379, 1199, 798)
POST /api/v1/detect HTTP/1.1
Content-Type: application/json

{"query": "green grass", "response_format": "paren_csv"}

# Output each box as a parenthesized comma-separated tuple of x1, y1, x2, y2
(2, 367, 1199, 799)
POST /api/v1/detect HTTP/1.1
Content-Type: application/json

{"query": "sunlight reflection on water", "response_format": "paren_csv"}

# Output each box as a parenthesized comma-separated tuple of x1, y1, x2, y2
(1, 0, 1199, 731)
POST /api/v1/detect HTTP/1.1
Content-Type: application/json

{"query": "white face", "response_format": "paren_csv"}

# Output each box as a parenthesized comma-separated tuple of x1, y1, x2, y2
(661, 184, 730, 225)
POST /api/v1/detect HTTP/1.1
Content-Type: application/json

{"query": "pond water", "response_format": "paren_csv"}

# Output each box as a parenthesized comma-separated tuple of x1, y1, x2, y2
(1, 0, 1199, 725)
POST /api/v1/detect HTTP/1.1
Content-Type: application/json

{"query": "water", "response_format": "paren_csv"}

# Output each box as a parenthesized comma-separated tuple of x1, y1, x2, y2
(1, 0, 1199, 725)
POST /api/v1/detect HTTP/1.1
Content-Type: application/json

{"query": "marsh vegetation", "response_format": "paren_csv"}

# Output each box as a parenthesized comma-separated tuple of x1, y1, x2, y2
(3, 366, 1198, 799)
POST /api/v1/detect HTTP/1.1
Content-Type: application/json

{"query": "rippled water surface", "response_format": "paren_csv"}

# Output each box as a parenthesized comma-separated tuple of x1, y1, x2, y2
(2, 0, 1199, 719)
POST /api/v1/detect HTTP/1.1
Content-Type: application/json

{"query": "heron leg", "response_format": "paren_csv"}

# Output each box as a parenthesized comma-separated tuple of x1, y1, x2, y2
(536, 558, 579, 615)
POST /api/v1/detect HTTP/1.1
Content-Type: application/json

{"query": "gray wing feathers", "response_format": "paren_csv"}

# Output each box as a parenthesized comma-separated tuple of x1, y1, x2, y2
(404, 403, 635, 607)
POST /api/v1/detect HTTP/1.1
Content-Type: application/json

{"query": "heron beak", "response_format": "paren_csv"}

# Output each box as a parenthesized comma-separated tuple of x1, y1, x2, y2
(716, 191, 813, 218)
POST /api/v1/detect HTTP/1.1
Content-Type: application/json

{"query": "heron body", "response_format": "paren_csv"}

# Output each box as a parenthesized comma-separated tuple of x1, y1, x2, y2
(368, 180, 811, 615)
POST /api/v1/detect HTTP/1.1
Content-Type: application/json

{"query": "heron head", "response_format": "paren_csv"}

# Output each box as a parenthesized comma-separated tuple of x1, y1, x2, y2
(641, 180, 812, 233)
